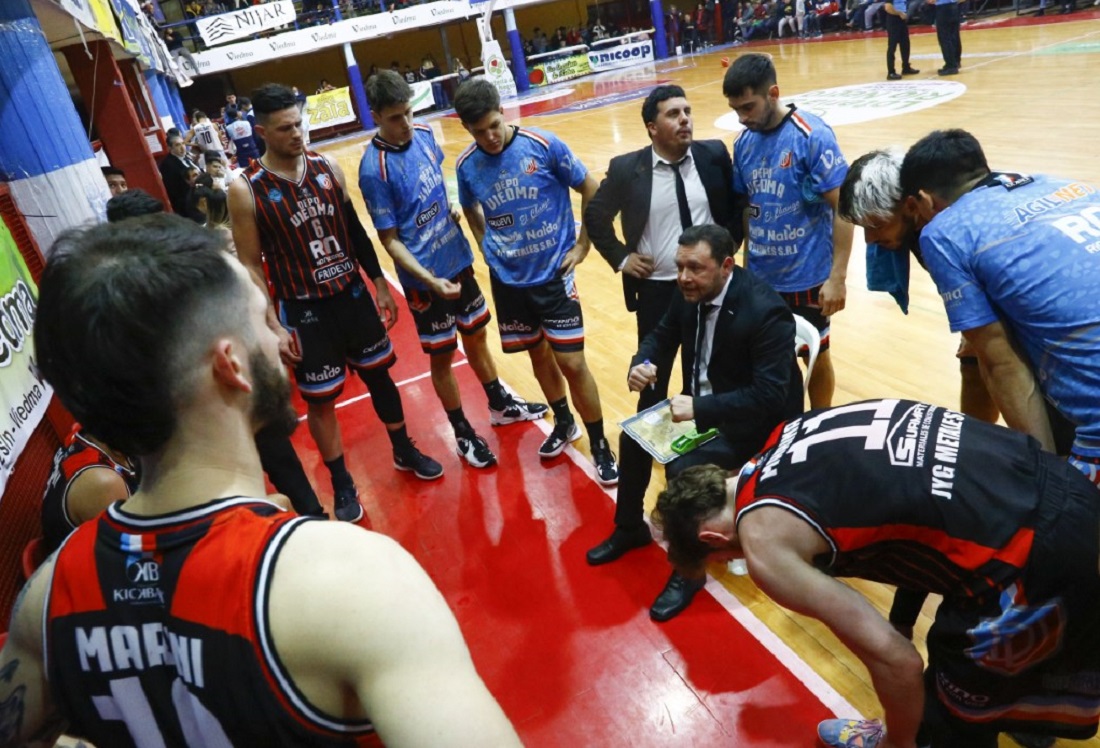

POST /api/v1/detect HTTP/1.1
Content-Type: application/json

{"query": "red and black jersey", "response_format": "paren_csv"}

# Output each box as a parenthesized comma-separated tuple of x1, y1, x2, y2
(41, 428, 139, 555)
(735, 398, 1046, 600)
(45, 498, 375, 747)
(243, 153, 357, 301)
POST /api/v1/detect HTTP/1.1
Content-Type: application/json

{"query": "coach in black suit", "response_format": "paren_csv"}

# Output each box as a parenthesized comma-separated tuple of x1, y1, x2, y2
(599, 224, 803, 621)
(582, 86, 744, 595)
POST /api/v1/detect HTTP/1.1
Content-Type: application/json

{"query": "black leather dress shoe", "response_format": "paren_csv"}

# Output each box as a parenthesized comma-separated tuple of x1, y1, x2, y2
(586, 527, 652, 566)
(650, 572, 706, 622)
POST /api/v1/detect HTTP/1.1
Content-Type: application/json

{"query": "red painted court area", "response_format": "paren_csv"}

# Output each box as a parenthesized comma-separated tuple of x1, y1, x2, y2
(287, 281, 844, 745)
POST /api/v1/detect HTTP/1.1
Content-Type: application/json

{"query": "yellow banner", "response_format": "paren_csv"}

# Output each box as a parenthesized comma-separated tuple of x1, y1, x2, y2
(305, 86, 358, 128)
(88, 0, 123, 44)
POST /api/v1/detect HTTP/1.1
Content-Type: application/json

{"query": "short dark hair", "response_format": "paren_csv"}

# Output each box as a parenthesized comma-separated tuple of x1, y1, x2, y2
(192, 110, 207, 121)
(454, 78, 501, 125)
(679, 223, 736, 262)
(238, 96, 251, 109)
(367, 70, 413, 112)
(641, 84, 686, 127)
(106, 189, 165, 223)
(101, 166, 126, 179)
(224, 105, 239, 122)
(250, 83, 299, 122)
(653, 464, 728, 568)
(900, 129, 990, 203)
(722, 53, 776, 98)
(35, 215, 247, 456)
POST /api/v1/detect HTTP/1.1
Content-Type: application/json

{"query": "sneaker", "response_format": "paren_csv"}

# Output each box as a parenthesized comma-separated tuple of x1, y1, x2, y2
(938, 66, 960, 75)
(394, 442, 444, 480)
(456, 434, 497, 469)
(902, 66, 920, 75)
(886, 72, 902, 80)
(591, 438, 619, 486)
(538, 421, 582, 459)
(489, 395, 549, 426)
(817, 719, 885, 748)
(333, 485, 364, 523)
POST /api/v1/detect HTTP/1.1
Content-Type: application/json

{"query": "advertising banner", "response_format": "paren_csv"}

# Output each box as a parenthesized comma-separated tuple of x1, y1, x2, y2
(0, 221, 52, 495)
(587, 39, 655, 72)
(196, 1, 297, 48)
(305, 86, 357, 128)
(528, 52, 591, 86)
(410, 81, 435, 112)
(188, 1, 468, 75)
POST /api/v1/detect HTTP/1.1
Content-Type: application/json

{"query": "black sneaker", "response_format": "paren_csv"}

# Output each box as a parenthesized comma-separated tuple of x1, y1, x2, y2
(938, 66, 960, 75)
(456, 433, 497, 468)
(333, 485, 364, 523)
(394, 442, 444, 480)
(886, 72, 902, 80)
(591, 438, 619, 486)
(489, 395, 549, 426)
(902, 66, 920, 75)
(538, 421, 581, 459)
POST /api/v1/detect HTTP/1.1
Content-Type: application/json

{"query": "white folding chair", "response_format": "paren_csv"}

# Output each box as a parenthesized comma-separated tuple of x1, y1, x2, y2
(793, 313, 820, 398)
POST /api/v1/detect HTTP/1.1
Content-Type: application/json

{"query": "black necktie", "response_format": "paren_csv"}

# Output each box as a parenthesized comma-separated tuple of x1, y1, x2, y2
(693, 302, 715, 395)
(673, 157, 693, 230)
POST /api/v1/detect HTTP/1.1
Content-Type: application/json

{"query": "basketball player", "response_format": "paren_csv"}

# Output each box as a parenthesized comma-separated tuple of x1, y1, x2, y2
(452, 78, 618, 485)
(224, 105, 260, 170)
(185, 110, 226, 164)
(359, 71, 547, 470)
(41, 425, 138, 555)
(0, 214, 521, 746)
(656, 398, 1100, 748)
(229, 83, 442, 525)
(723, 53, 854, 409)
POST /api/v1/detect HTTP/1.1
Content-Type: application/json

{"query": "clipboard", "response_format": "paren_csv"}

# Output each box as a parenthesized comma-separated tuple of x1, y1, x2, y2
(619, 399, 719, 464)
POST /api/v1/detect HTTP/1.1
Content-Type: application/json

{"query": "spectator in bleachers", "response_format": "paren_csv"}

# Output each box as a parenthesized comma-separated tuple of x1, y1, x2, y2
(665, 5, 681, 50)
(778, 0, 799, 35)
(101, 166, 127, 197)
(693, 2, 711, 45)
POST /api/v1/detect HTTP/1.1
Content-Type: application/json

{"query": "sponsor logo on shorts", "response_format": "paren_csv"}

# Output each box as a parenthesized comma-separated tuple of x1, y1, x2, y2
(941, 288, 964, 302)
(965, 585, 1067, 675)
(936, 671, 991, 708)
(548, 315, 581, 327)
(416, 201, 441, 228)
(430, 316, 456, 332)
(487, 214, 515, 229)
(304, 364, 343, 383)
(499, 321, 534, 333)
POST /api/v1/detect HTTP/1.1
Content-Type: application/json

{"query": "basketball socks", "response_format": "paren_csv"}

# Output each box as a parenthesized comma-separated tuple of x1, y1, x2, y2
(386, 424, 414, 453)
(324, 455, 355, 493)
(549, 397, 573, 425)
(446, 407, 476, 439)
(584, 420, 606, 445)
(482, 379, 511, 411)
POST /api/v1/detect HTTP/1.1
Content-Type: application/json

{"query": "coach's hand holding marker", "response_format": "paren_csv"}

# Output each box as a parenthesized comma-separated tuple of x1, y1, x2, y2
(628, 360, 659, 392)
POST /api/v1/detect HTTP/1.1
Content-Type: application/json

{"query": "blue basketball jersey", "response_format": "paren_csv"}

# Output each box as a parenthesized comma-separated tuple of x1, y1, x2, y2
(359, 124, 473, 291)
(732, 105, 848, 293)
(457, 126, 587, 287)
(920, 173, 1100, 457)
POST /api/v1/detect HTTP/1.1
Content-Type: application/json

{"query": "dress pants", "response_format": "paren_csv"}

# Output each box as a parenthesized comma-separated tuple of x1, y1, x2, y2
(615, 279, 679, 531)
(935, 1, 962, 68)
(885, 13, 911, 73)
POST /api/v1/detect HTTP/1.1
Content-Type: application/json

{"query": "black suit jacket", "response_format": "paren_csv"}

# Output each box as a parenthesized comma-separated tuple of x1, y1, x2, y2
(585, 139, 745, 310)
(158, 153, 196, 217)
(633, 266, 803, 446)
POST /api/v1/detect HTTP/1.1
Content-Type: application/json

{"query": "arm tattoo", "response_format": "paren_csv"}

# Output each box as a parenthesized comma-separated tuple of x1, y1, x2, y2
(0, 659, 26, 743)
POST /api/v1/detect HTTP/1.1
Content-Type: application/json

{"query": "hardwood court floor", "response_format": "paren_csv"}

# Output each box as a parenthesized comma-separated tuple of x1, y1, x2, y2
(318, 13, 1100, 745)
